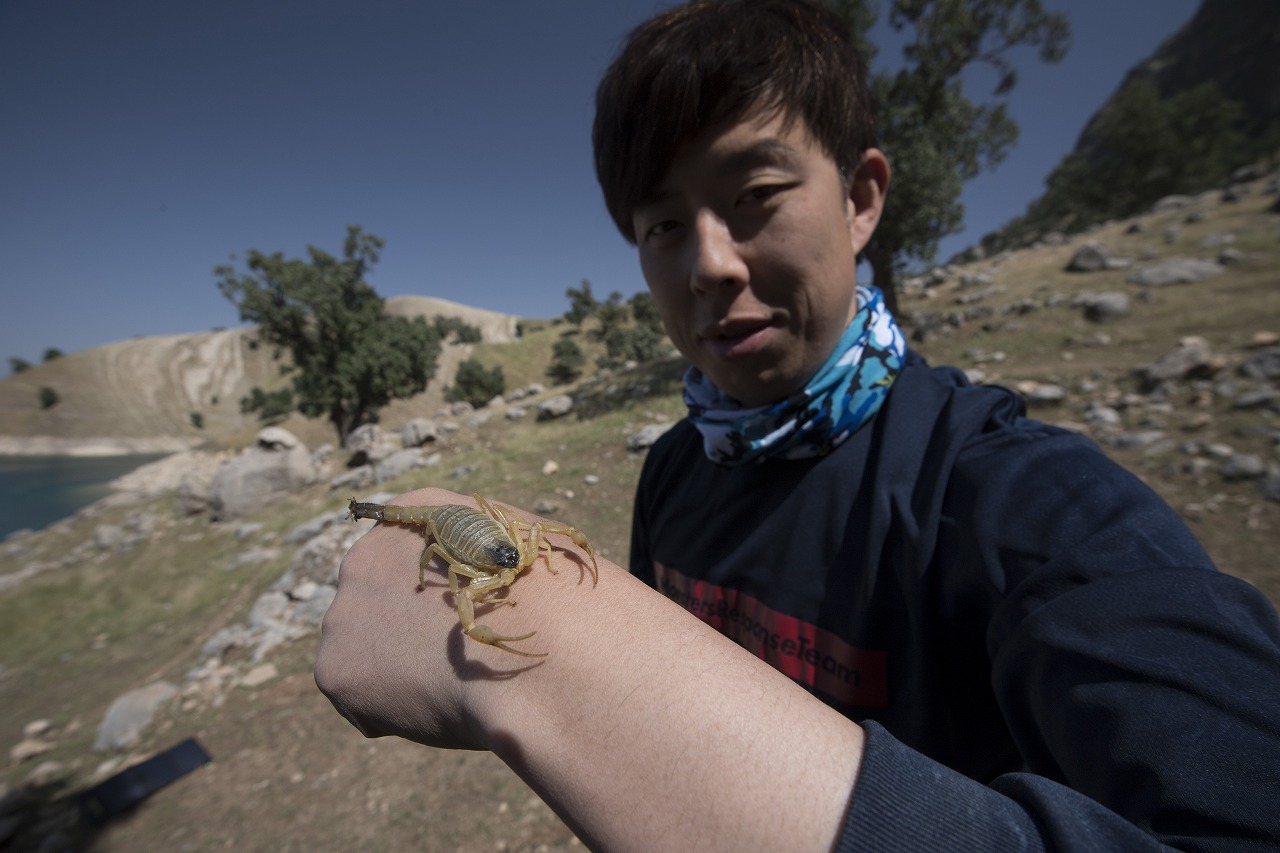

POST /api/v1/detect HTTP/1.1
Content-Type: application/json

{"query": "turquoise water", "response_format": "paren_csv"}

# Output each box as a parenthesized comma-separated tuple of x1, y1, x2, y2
(0, 454, 169, 541)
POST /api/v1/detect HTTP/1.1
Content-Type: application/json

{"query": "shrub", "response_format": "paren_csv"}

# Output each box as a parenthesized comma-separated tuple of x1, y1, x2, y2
(240, 387, 294, 424)
(38, 386, 58, 409)
(598, 325, 666, 369)
(547, 338, 585, 385)
(446, 358, 506, 408)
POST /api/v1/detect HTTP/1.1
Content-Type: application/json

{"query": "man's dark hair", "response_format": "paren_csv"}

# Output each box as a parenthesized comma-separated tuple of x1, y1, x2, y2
(592, 0, 876, 242)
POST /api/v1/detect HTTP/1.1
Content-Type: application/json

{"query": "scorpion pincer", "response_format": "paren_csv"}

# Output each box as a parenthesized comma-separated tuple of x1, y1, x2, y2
(348, 494, 598, 657)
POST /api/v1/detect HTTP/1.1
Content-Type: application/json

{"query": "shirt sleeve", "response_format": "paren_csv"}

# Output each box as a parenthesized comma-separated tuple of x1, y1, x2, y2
(840, 721, 1175, 852)
(839, 421, 1280, 851)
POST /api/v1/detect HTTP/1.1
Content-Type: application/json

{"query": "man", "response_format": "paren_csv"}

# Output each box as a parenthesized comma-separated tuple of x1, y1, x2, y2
(316, 1, 1280, 849)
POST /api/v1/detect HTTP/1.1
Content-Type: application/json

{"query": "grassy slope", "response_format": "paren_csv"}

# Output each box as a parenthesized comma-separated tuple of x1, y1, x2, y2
(0, 179, 1276, 850)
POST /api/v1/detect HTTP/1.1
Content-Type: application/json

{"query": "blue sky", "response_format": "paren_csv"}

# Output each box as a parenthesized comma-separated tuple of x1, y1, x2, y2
(1, 0, 1200, 373)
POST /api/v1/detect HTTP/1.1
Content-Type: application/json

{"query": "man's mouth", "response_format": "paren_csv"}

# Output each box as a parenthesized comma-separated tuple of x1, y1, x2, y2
(701, 317, 774, 358)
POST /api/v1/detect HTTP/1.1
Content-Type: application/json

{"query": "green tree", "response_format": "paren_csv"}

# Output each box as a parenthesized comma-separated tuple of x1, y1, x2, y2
(217, 226, 442, 445)
(599, 325, 666, 369)
(9, 357, 31, 374)
(447, 358, 506, 408)
(240, 386, 295, 424)
(42, 348, 64, 362)
(629, 291, 664, 332)
(593, 291, 630, 341)
(431, 315, 483, 344)
(38, 386, 58, 409)
(822, 0, 1070, 313)
(564, 279, 599, 327)
(547, 338, 586, 385)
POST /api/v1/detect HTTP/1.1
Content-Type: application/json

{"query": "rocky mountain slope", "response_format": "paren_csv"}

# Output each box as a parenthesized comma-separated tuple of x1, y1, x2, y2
(1076, 0, 1280, 151)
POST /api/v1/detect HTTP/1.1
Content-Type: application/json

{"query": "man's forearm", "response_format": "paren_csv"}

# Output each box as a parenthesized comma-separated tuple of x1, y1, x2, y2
(317, 489, 865, 852)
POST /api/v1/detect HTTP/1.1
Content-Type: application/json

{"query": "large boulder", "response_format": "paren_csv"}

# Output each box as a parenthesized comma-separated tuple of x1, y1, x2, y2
(208, 428, 318, 520)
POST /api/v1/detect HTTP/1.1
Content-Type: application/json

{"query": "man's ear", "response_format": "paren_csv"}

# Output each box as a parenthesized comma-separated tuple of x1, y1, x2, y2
(846, 148, 890, 253)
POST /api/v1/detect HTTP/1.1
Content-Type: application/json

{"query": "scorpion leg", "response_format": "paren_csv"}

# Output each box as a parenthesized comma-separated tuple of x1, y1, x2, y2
(530, 521, 599, 586)
(453, 581, 546, 658)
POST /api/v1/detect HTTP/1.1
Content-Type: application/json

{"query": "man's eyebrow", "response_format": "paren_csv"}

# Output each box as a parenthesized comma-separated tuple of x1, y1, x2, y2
(715, 138, 803, 177)
(636, 138, 804, 213)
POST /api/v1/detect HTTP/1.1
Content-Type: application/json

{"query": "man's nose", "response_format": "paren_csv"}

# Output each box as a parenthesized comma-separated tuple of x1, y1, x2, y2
(690, 210, 747, 295)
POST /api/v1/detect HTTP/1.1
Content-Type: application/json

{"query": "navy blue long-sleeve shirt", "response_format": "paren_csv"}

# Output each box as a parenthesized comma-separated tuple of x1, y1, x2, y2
(631, 352, 1280, 850)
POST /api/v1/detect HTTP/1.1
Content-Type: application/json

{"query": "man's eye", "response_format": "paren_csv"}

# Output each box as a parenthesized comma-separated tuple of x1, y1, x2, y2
(644, 220, 681, 242)
(741, 184, 783, 205)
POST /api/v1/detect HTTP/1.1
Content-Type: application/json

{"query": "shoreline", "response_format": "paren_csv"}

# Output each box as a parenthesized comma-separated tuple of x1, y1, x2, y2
(0, 435, 196, 458)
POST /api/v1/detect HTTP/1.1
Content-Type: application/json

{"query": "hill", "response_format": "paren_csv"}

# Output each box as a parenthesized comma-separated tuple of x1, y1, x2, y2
(1075, 0, 1280, 156)
(973, 0, 1280, 257)
(0, 173, 1277, 849)
(0, 297, 522, 455)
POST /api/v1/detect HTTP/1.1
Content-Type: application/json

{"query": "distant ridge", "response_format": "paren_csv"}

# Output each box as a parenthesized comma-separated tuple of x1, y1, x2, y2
(0, 297, 521, 452)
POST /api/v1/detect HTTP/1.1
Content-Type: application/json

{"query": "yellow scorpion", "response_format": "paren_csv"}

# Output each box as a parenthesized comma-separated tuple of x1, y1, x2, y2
(348, 494, 598, 657)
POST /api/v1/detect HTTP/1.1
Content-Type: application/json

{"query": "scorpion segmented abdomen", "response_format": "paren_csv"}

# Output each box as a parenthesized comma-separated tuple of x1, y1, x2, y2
(433, 504, 520, 569)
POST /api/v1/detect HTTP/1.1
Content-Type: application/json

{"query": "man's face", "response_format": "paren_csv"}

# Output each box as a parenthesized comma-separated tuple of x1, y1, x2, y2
(631, 108, 883, 408)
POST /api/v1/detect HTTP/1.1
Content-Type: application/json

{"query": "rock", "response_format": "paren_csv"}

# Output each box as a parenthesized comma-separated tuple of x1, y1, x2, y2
(249, 591, 290, 629)
(93, 681, 178, 752)
(235, 523, 264, 540)
(373, 448, 427, 484)
(1218, 248, 1245, 266)
(541, 460, 560, 476)
(208, 431, 318, 520)
(234, 547, 279, 567)
(1137, 336, 1224, 389)
(285, 509, 347, 544)
(1126, 258, 1223, 287)
(1065, 241, 1110, 272)
(401, 418, 439, 448)
(1082, 292, 1131, 323)
(1261, 469, 1280, 502)
(9, 739, 54, 764)
(344, 424, 392, 466)
(1083, 405, 1122, 427)
(257, 427, 303, 450)
(22, 720, 52, 739)
(1246, 332, 1279, 348)
(1014, 381, 1067, 406)
(629, 423, 676, 451)
(239, 663, 278, 688)
(536, 395, 575, 420)
(1233, 389, 1280, 410)
(1238, 349, 1280, 380)
(93, 524, 125, 550)
(1152, 195, 1193, 212)
(1220, 455, 1267, 481)
(175, 471, 214, 516)
(25, 760, 64, 788)
(1100, 430, 1167, 449)
(329, 465, 374, 493)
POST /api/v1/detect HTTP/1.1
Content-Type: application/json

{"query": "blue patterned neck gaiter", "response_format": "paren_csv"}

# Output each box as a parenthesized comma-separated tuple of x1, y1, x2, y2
(684, 284, 905, 466)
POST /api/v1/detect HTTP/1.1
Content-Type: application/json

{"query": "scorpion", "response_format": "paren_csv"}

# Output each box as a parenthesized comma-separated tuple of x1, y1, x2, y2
(347, 494, 598, 658)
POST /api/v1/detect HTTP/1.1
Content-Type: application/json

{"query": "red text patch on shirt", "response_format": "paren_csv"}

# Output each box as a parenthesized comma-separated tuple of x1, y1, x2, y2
(655, 562, 888, 708)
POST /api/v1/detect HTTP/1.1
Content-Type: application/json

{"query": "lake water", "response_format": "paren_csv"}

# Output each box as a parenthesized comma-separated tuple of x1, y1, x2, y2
(0, 454, 170, 541)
